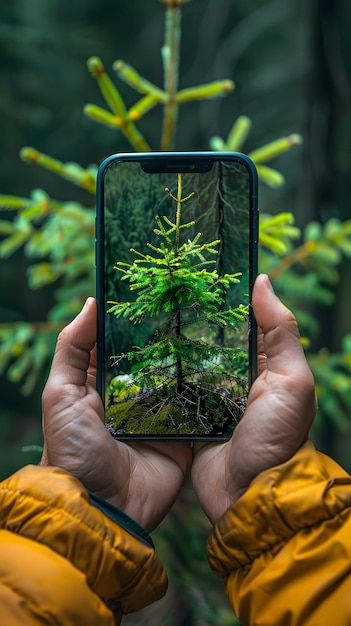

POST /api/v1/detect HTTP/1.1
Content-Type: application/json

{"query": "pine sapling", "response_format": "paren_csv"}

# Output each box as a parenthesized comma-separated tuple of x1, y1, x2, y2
(107, 173, 249, 435)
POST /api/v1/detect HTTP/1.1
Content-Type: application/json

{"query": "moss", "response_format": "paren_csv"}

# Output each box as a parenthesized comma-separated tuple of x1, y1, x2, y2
(106, 381, 246, 437)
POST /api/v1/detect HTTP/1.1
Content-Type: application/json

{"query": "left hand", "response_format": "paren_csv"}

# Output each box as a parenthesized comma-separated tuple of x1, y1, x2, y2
(41, 297, 192, 532)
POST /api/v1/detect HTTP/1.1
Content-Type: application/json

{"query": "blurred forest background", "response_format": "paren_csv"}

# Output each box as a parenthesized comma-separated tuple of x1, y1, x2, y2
(1, 0, 351, 624)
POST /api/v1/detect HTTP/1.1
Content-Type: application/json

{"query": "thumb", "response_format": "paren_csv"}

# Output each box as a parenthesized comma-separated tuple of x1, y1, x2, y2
(252, 274, 308, 377)
(45, 297, 97, 390)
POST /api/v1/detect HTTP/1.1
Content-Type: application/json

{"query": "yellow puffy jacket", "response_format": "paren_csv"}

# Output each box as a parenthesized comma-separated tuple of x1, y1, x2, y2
(0, 464, 167, 625)
(207, 440, 351, 626)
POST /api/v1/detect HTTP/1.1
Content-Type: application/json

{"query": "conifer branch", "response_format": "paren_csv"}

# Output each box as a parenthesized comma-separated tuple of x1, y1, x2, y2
(20, 148, 97, 194)
(161, 2, 182, 149)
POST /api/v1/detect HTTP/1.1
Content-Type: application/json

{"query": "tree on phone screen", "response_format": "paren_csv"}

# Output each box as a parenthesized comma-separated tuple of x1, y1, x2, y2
(106, 173, 249, 436)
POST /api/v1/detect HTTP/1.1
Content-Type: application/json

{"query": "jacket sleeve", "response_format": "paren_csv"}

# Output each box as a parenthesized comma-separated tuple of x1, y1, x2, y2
(207, 440, 351, 626)
(0, 464, 167, 626)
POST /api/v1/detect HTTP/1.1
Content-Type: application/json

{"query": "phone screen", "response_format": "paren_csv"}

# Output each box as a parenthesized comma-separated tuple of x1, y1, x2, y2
(96, 152, 258, 439)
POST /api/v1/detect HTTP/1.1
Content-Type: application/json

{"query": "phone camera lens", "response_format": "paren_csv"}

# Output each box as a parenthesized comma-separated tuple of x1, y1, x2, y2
(189, 163, 195, 170)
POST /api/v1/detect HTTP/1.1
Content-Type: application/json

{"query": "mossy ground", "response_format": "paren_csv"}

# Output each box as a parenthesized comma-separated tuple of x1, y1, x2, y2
(106, 381, 247, 437)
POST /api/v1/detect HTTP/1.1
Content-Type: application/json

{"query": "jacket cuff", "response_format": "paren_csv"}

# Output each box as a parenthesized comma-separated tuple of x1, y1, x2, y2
(88, 490, 154, 549)
(0, 465, 167, 615)
(207, 440, 351, 577)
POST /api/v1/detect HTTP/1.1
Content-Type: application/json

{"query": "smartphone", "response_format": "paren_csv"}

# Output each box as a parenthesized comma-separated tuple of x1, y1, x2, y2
(96, 152, 258, 440)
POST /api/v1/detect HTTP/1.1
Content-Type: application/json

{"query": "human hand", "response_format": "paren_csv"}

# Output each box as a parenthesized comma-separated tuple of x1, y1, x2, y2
(41, 297, 192, 532)
(191, 274, 317, 524)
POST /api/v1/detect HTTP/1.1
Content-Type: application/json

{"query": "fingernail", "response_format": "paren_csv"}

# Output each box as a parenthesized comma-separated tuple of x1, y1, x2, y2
(81, 297, 91, 312)
(265, 275, 275, 294)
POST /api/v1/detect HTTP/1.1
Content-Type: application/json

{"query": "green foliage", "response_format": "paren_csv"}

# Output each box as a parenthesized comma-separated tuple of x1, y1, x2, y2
(259, 212, 300, 255)
(20, 147, 97, 194)
(257, 214, 351, 434)
(211, 119, 303, 189)
(0, 189, 95, 326)
(108, 219, 244, 324)
(0, 318, 61, 396)
(84, 34, 233, 151)
(308, 335, 351, 432)
(259, 216, 351, 339)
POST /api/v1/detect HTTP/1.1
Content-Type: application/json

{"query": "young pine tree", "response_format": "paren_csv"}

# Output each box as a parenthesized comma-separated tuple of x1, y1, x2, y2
(107, 173, 249, 436)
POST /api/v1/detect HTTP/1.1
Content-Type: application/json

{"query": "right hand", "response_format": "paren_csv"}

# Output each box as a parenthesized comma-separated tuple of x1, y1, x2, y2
(192, 274, 317, 524)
